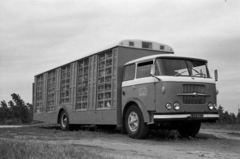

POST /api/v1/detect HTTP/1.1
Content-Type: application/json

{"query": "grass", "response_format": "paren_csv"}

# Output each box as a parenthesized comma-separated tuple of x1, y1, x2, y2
(202, 123, 240, 131)
(0, 139, 113, 159)
(1, 124, 240, 158)
(0, 126, 120, 159)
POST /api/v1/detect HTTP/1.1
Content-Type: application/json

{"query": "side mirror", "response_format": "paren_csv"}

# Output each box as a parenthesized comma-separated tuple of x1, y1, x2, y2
(150, 64, 155, 75)
(150, 64, 161, 81)
(214, 70, 218, 81)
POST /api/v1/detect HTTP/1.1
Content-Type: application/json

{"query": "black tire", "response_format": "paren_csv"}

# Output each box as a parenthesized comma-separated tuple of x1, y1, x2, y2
(125, 105, 149, 139)
(60, 110, 73, 131)
(178, 122, 201, 137)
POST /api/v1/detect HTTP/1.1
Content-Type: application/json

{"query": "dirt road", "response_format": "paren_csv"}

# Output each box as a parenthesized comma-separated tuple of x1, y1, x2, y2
(0, 125, 240, 159)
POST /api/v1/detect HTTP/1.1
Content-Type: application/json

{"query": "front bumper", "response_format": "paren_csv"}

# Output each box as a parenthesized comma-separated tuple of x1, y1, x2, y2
(153, 113, 219, 122)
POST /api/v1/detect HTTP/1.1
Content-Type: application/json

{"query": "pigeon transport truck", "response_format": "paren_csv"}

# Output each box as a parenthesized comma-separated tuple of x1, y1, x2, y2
(33, 40, 219, 139)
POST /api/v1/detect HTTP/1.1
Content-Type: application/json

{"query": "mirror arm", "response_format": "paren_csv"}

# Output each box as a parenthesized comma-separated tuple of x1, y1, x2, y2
(151, 74, 161, 81)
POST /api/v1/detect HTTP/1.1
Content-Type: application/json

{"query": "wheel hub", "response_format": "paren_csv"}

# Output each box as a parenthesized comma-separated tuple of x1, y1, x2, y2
(62, 114, 67, 128)
(128, 112, 139, 132)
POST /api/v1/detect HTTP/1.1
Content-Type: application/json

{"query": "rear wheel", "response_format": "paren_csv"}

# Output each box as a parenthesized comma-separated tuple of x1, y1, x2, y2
(60, 110, 73, 131)
(178, 122, 201, 137)
(125, 105, 149, 139)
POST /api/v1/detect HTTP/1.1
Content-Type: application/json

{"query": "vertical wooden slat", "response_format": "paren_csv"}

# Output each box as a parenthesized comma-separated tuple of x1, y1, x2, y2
(33, 77, 36, 113)
(70, 63, 74, 104)
(112, 49, 118, 108)
(92, 55, 97, 109)
(56, 68, 61, 105)
(72, 62, 77, 110)
(43, 73, 48, 112)
(90, 56, 94, 109)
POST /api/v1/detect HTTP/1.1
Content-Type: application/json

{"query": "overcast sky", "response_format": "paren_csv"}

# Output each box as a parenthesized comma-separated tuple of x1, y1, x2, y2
(0, 0, 239, 114)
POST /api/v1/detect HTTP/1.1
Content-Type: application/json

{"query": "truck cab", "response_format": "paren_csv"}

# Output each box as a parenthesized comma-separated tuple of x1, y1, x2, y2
(122, 54, 219, 138)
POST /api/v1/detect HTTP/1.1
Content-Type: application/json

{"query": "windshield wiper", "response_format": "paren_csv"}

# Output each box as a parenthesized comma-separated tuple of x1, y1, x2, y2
(175, 70, 187, 76)
(192, 68, 206, 77)
(192, 68, 200, 74)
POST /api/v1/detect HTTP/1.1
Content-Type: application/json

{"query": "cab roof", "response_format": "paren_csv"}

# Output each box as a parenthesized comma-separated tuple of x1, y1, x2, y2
(124, 54, 208, 65)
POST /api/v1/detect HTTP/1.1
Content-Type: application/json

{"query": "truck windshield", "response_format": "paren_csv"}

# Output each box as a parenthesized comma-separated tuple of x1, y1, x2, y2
(155, 58, 210, 78)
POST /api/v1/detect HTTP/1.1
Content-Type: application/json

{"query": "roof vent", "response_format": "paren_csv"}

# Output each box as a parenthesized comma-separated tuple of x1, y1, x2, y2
(129, 41, 134, 46)
(142, 42, 152, 49)
(160, 45, 165, 50)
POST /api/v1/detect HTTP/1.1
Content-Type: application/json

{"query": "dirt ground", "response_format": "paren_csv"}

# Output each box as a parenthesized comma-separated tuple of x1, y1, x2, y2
(0, 124, 240, 159)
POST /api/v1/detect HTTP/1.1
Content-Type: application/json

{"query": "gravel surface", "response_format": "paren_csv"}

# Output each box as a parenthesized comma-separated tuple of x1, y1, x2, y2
(0, 124, 240, 159)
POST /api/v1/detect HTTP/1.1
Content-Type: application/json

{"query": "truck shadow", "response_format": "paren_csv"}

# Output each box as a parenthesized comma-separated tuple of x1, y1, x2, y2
(146, 129, 218, 141)
(38, 124, 219, 141)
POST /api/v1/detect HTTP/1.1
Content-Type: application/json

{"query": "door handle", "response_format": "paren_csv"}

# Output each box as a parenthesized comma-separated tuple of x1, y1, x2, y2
(122, 90, 125, 96)
(132, 86, 136, 89)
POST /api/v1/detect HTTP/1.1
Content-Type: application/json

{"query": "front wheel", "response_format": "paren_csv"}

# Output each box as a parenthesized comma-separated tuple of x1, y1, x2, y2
(178, 122, 201, 137)
(125, 105, 149, 139)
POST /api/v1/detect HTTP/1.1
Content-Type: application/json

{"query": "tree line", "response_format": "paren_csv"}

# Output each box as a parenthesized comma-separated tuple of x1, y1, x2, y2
(0, 93, 240, 125)
(216, 105, 240, 124)
(0, 93, 33, 125)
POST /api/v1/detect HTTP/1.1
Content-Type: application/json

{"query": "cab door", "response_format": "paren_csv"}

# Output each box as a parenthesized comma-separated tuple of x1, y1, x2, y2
(122, 61, 156, 111)
(134, 61, 155, 111)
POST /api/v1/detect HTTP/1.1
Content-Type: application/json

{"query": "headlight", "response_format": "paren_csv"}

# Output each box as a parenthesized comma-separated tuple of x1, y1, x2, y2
(165, 103, 172, 110)
(208, 103, 214, 110)
(173, 102, 180, 111)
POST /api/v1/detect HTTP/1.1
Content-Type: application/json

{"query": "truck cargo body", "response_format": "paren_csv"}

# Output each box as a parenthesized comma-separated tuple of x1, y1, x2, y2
(33, 43, 173, 126)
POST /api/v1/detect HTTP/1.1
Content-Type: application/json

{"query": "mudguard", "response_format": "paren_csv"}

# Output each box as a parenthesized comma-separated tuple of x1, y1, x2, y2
(123, 98, 151, 123)
(57, 105, 72, 124)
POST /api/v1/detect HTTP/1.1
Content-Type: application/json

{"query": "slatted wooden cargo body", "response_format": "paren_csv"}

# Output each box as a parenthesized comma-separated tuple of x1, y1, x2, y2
(33, 40, 173, 125)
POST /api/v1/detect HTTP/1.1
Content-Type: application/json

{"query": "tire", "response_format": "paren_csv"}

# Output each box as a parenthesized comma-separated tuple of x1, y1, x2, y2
(60, 110, 73, 131)
(125, 105, 149, 139)
(178, 122, 201, 137)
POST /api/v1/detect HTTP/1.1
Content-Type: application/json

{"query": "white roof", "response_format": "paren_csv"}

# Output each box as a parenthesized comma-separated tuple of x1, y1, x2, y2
(125, 54, 207, 65)
(118, 39, 174, 52)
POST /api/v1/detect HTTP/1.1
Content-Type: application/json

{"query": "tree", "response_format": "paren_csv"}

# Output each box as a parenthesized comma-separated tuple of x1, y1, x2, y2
(229, 113, 236, 124)
(216, 105, 237, 124)
(216, 105, 224, 124)
(0, 93, 33, 124)
(10, 93, 32, 123)
(237, 113, 240, 124)
(0, 100, 12, 119)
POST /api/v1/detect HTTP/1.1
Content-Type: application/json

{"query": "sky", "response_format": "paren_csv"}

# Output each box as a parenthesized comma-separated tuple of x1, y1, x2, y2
(0, 0, 240, 114)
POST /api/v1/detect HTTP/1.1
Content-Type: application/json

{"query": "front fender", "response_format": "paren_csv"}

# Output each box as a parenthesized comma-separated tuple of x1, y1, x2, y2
(123, 98, 151, 123)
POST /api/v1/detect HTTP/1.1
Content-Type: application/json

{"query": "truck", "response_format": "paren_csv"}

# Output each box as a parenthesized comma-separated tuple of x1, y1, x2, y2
(33, 39, 219, 139)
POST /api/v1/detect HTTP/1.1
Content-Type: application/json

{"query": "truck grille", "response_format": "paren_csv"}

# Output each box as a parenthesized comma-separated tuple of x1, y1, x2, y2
(182, 84, 206, 104)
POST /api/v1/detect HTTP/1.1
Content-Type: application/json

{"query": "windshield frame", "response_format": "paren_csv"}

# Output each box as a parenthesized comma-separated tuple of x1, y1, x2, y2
(155, 57, 210, 78)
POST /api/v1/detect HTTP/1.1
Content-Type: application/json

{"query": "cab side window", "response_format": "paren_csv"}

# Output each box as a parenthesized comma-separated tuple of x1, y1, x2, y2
(136, 61, 153, 78)
(123, 64, 135, 81)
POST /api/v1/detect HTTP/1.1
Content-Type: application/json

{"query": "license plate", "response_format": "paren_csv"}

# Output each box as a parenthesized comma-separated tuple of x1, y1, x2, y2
(191, 114, 203, 118)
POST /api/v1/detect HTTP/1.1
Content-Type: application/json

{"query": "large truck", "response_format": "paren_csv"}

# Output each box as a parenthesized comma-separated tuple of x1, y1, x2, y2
(33, 39, 219, 139)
